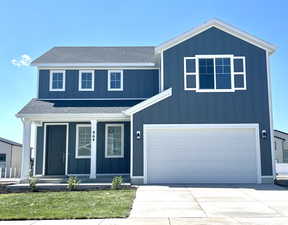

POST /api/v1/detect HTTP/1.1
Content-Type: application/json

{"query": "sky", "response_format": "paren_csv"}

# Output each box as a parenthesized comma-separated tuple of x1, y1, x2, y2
(0, 0, 287, 143)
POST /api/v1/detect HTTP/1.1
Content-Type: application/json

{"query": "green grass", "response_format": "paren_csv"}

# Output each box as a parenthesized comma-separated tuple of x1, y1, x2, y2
(0, 190, 136, 220)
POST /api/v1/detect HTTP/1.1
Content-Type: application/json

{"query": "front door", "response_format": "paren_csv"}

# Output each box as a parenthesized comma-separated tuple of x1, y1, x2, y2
(45, 124, 67, 175)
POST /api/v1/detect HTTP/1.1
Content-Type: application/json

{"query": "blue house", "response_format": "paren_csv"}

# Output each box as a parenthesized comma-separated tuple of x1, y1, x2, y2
(17, 19, 276, 184)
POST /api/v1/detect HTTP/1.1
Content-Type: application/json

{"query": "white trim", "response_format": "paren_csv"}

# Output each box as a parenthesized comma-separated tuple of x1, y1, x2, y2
(37, 69, 40, 98)
(155, 19, 276, 54)
(266, 50, 276, 179)
(38, 67, 159, 70)
(143, 123, 262, 184)
(160, 51, 164, 91)
(108, 70, 123, 91)
(37, 98, 147, 101)
(42, 123, 69, 176)
(123, 88, 172, 115)
(130, 114, 133, 178)
(90, 120, 97, 179)
(49, 70, 65, 91)
(33, 63, 156, 67)
(184, 57, 197, 91)
(75, 124, 91, 159)
(184, 55, 247, 92)
(131, 176, 144, 179)
(67, 174, 89, 176)
(16, 113, 129, 121)
(105, 124, 124, 158)
(234, 56, 247, 90)
(33, 122, 42, 176)
(78, 70, 95, 91)
(262, 175, 274, 178)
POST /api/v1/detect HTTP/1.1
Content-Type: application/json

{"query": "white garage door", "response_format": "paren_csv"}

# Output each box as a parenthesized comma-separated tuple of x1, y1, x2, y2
(144, 124, 261, 184)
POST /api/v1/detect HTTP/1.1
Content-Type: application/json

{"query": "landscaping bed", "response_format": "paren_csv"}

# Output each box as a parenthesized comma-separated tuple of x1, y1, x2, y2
(0, 189, 136, 220)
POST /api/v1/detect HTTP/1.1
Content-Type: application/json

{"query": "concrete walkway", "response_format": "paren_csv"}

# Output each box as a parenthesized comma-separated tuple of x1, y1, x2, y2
(0, 184, 288, 225)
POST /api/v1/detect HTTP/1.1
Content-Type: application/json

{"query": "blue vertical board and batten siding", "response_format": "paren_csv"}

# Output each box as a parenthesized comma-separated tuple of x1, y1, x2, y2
(35, 122, 130, 175)
(132, 27, 273, 177)
(38, 69, 159, 99)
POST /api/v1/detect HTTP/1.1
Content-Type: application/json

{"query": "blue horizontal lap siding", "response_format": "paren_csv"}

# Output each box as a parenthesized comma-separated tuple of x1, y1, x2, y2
(38, 69, 159, 99)
(132, 27, 272, 177)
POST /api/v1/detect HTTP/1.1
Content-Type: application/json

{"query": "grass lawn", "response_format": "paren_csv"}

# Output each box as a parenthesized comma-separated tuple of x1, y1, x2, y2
(0, 189, 136, 220)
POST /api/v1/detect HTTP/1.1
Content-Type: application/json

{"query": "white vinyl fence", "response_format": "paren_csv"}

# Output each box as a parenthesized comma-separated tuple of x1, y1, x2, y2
(0, 167, 20, 179)
(276, 163, 288, 176)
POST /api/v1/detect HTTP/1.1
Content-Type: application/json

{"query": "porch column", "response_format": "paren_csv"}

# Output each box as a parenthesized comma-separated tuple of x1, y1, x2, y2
(20, 119, 32, 181)
(90, 120, 97, 179)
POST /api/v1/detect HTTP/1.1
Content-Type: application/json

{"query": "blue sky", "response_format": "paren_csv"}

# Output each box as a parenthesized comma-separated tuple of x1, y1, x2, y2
(0, 0, 287, 143)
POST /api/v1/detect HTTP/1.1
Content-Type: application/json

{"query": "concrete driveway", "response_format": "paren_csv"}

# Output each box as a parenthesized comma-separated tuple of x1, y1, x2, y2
(130, 184, 288, 224)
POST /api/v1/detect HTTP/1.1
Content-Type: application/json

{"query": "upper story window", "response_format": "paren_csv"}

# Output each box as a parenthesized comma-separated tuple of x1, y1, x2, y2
(184, 55, 246, 92)
(108, 70, 123, 91)
(76, 124, 91, 158)
(49, 70, 65, 91)
(79, 70, 94, 91)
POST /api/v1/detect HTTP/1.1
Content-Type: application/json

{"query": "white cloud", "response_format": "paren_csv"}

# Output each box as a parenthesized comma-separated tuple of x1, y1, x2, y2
(11, 54, 32, 67)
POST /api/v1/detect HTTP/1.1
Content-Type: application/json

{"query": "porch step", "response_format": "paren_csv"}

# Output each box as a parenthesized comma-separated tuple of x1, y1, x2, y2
(33, 176, 68, 184)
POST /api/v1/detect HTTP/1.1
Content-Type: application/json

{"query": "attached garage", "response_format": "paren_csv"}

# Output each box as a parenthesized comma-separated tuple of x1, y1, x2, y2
(143, 124, 261, 184)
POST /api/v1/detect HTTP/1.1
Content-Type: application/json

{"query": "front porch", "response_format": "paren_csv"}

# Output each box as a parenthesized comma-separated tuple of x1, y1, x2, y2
(19, 117, 131, 182)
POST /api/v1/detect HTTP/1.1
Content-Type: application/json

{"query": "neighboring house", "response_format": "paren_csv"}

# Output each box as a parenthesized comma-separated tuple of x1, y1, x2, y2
(16, 19, 276, 184)
(0, 137, 22, 176)
(274, 130, 288, 163)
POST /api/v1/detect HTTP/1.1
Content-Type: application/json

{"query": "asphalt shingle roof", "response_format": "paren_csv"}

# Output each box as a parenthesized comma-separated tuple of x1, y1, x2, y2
(17, 98, 140, 115)
(31, 46, 156, 65)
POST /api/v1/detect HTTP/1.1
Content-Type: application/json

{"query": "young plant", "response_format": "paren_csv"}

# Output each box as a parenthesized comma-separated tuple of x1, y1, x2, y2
(29, 177, 38, 192)
(111, 176, 123, 190)
(67, 176, 80, 191)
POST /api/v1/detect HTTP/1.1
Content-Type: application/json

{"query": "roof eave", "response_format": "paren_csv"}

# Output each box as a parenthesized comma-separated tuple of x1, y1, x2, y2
(30, 62, 156, 67)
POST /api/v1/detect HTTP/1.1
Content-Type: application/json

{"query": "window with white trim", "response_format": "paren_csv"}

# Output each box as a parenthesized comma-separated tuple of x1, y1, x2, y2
(184, 55, 246, 92)
(50, 70, 65, 91)
(108, 70, 123, 91)
(79, 70, 94, 91)
(76, 124, 91, 158)
(105, 124, 124, 158)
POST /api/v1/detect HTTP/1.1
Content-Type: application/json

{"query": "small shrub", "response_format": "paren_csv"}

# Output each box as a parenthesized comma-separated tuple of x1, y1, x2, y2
(111, 176, 123, 190)
(29, 177, 38, 192)
(67, 176, 80, 191)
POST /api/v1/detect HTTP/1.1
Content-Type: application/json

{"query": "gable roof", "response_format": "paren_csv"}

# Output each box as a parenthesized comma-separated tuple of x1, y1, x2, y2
(155, 19, 276, 54)
(0, 137, 22, 147)
(31, 46, 157, 67)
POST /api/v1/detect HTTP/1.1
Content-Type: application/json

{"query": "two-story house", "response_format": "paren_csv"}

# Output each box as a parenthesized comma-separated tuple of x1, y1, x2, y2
(17, 19, 276, 184)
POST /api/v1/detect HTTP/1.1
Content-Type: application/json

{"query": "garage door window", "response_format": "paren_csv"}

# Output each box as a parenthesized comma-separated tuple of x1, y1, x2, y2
(105, 124, 124, 158)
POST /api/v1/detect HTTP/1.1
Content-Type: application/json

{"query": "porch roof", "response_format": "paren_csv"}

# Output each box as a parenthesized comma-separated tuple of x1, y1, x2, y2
(16, 98, 140, 119)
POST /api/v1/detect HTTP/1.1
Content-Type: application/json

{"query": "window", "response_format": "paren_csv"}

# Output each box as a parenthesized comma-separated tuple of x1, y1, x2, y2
(79, 70, 94, 91)
(184, 55, 246, 92)
(105, 124, 124, 158)
(0, 154, 6, 168)
(108, 70, 123, 91)
(49, 70, 65, 91)
(0, 154, 6, 162)
(76, 125, 91, 158)
(233, 57, 246, 90)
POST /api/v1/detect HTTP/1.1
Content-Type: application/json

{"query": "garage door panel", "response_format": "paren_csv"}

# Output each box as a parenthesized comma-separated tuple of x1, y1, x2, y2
(145, 126, 259, 184)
